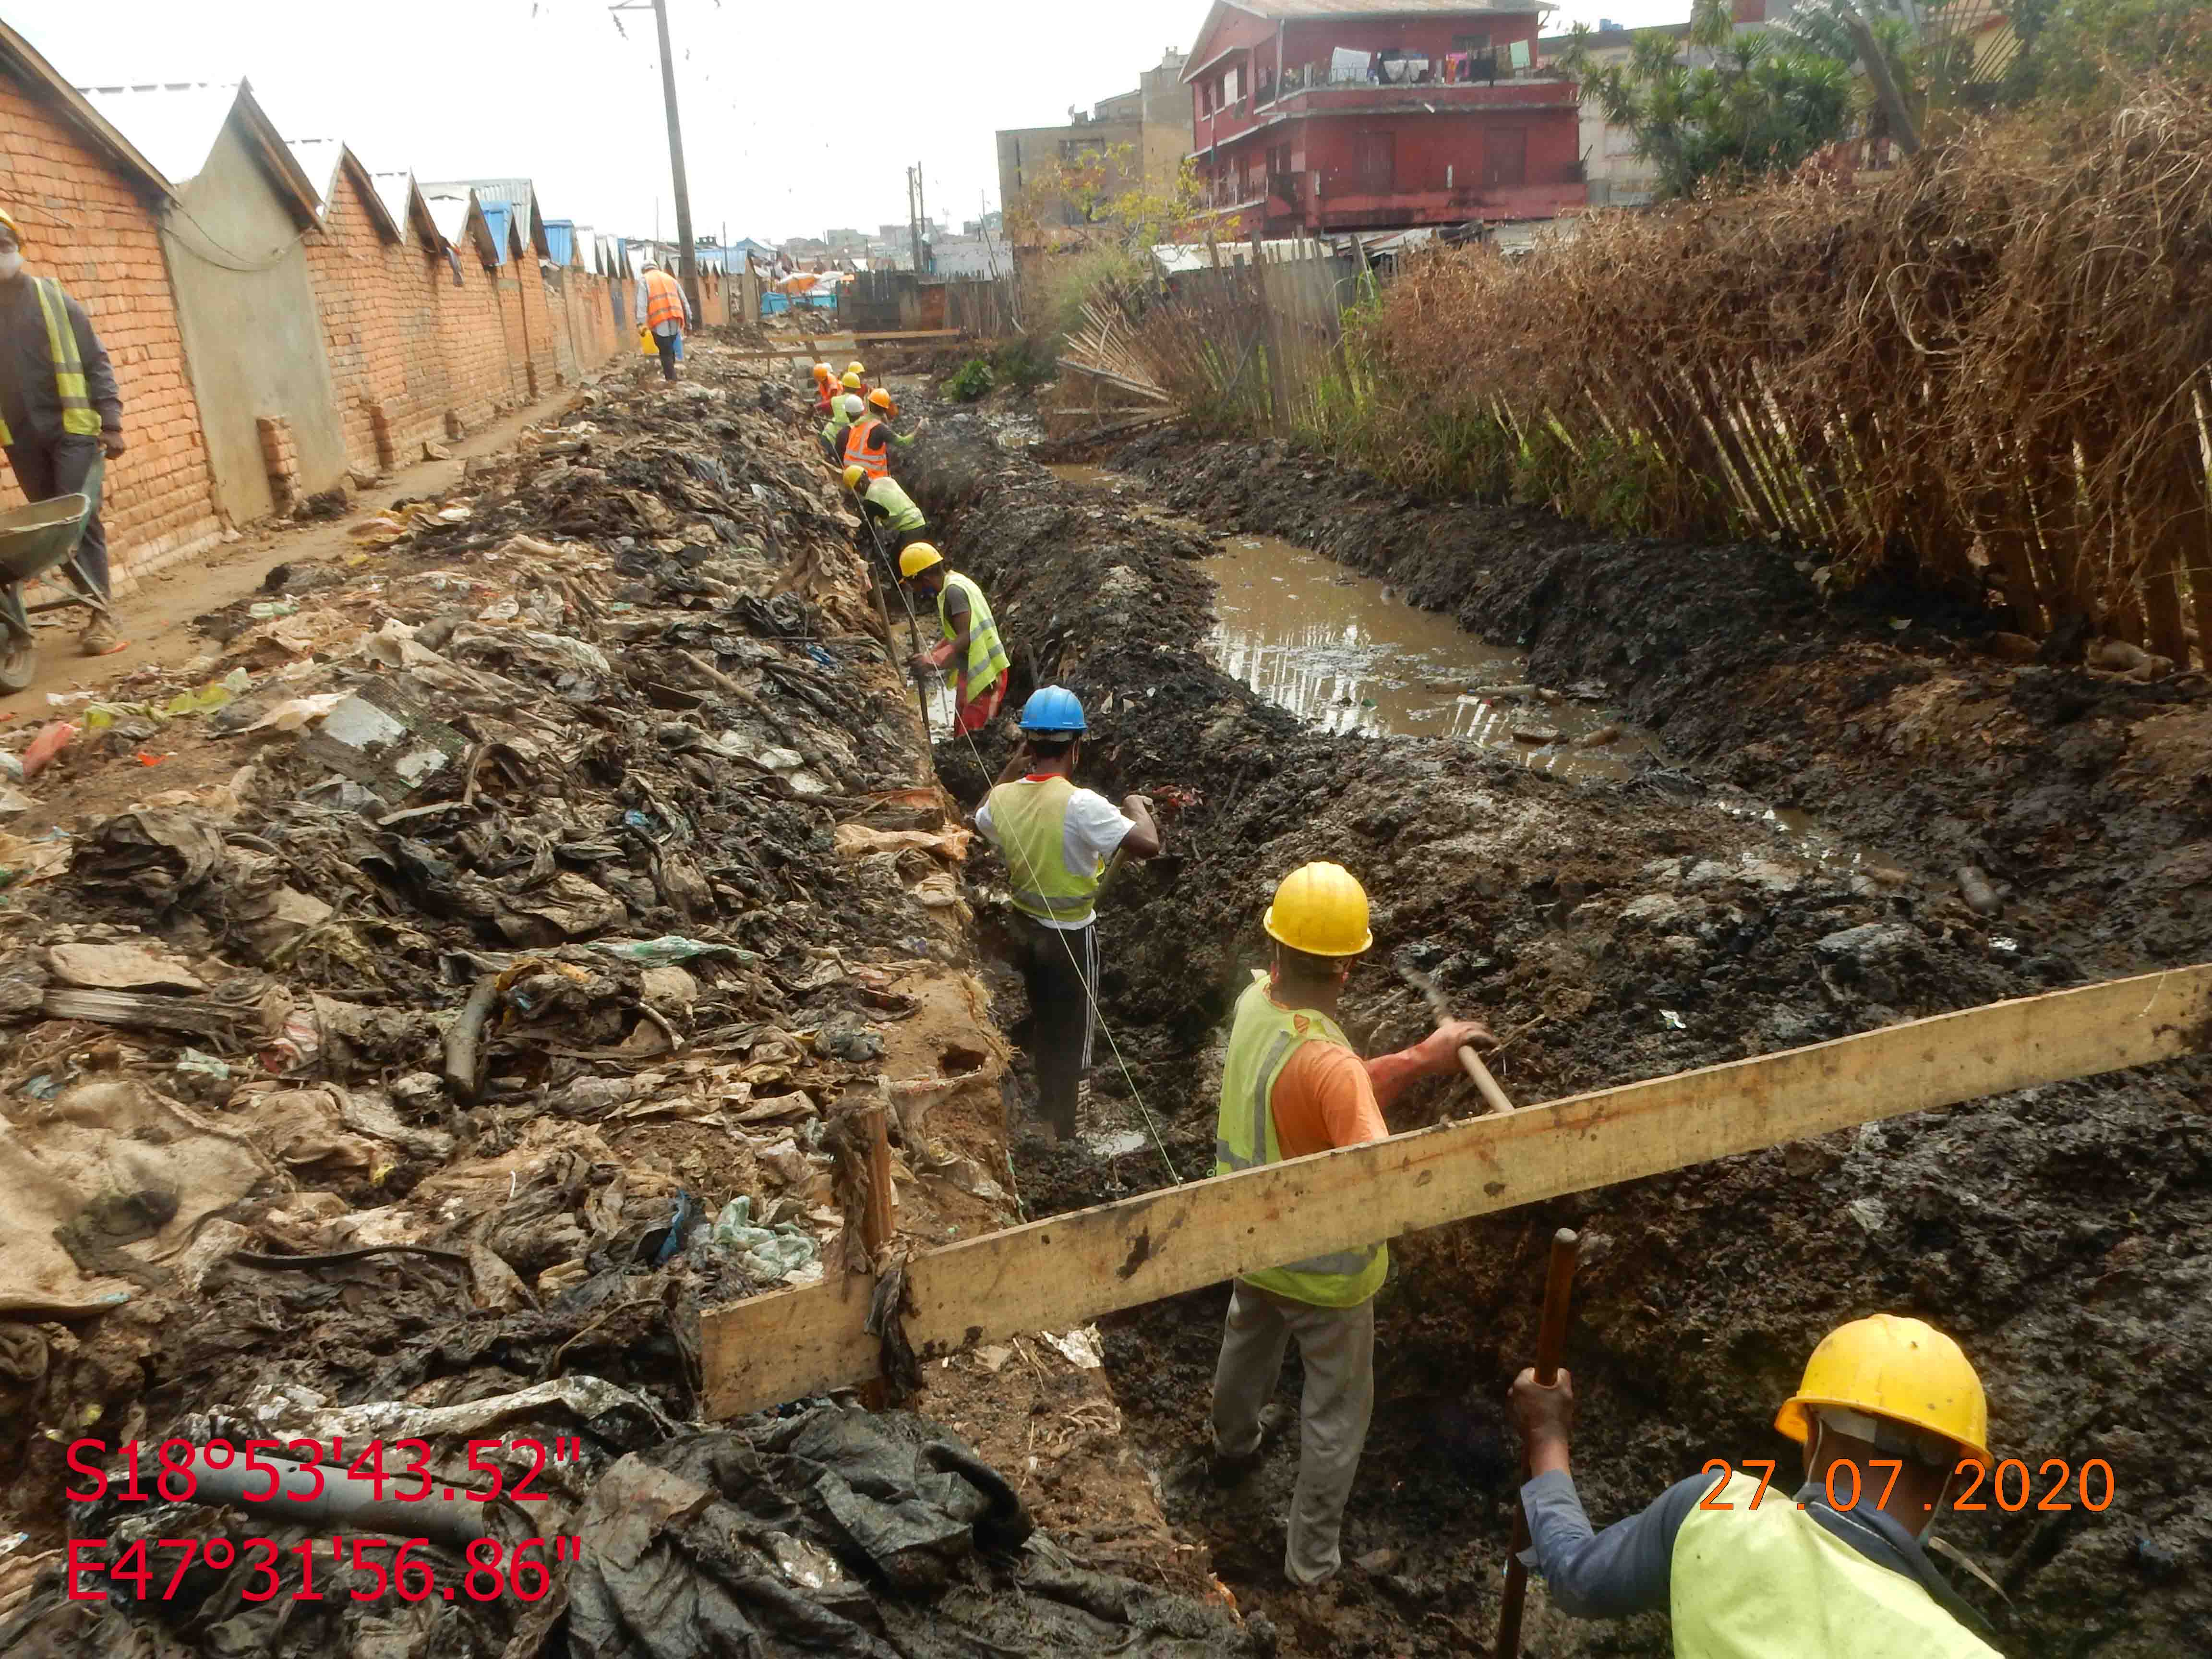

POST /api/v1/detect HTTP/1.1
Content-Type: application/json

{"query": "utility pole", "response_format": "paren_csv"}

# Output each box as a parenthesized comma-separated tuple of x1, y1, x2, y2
(613, 0, 703, 322)
(907, 164, 926, 275)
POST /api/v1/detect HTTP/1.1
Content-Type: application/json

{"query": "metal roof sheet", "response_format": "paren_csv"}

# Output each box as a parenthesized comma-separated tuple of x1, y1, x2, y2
(545, 219, 575, 265)
(372, 170, 418, 231)
(479, 203, 512, 262)
(283, 137, 343, 215)
(75, 80, 237, 187)
(423, 193, 474, 248)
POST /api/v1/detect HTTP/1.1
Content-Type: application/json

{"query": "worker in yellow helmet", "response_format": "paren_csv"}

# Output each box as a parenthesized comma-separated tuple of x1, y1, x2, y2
(1508, 1314, 2001, 1654)
(839, 368, 867, 398)
(1210, 861, 1495, 1585)
(0, 204, 127, 655)
(898, 542, 1009, 734)
(842, 461, 929, 554)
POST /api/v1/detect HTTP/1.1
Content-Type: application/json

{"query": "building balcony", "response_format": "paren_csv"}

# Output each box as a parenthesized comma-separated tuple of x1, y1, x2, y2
(1190, 73, 1578, 153)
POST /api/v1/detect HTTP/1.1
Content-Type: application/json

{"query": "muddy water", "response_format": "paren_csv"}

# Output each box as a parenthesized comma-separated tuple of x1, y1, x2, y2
(1049, 463, 1659, 779)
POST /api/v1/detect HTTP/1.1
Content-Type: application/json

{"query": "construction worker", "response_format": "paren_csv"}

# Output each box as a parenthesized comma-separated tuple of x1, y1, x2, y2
(632, 259, 691, 383)
(809, 361, 837, 411)
(1210, 861, 1494, 1587)
(844, 360, 869, 397)
(1509, 1313, 2001, 1655)
(0, 205, 125, 656)
(842, 387, 916, 482)
(842, 462, 929, 553)
(820, 391, 865, 469)
(899, 543, 1009, 734)
(975, 687, 1162, 1143)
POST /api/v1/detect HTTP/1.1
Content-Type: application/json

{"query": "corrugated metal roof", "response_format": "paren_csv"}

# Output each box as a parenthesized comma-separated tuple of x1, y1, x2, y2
(545, 219, 576, 265)
(423, 193, 474, 249)
(75, 81, 238, 187)
(479, 203, 512, 262)
(283, 138, 343, 215)
(373, 170, 418, 232)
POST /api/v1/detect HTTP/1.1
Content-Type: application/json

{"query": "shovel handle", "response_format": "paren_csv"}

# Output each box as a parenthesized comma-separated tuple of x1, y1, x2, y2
(1497, 1227, 1581, 1659)
(1458, 1045, 1516, 1116)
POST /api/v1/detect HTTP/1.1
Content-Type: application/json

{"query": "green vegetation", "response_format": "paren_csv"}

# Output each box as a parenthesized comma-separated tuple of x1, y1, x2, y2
(943, 358, 996, 402)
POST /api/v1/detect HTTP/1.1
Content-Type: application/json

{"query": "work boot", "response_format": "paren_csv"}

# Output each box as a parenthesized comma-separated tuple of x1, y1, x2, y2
(79, 617, 124, 657)
(1210, 1402, 1295, 1486)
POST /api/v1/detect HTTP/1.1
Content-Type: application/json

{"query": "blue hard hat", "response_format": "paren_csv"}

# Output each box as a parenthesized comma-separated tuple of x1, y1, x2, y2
(1018, 685, 1087, 735)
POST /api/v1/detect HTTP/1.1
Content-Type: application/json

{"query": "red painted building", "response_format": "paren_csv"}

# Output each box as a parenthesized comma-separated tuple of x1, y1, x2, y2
(1183, 0, 1584, 233)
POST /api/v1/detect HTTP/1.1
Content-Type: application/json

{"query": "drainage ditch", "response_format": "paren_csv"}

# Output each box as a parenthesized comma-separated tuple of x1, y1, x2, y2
(908, 411, 2212, 1658)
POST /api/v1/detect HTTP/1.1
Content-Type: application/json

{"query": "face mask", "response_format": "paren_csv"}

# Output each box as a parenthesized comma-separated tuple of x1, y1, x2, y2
(0, 251, 22, 279)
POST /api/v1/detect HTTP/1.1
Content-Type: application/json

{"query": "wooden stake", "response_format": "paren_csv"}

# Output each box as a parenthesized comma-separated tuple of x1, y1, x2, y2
(697, 964, 2212, 1419)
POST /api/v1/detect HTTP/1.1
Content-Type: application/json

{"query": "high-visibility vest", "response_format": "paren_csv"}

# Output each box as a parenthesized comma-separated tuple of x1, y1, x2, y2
(843, 416, 889, 481)
(0, 278, 103, 446)
(936, 570, 1010, 697)
(1212, 974, 1386, 1307)
(987, 775, 1107, 925)
(866, 476, 926, 535)
(821, 406, 854, 450)
(1671, 1472, 2000, 1658)
(643, 270, 685, 332)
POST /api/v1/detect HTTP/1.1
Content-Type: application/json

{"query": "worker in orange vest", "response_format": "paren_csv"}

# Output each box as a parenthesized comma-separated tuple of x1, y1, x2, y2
(810, 361, 837, 411)
(632, 260, 692, 383)
(842, 388, 917, 482)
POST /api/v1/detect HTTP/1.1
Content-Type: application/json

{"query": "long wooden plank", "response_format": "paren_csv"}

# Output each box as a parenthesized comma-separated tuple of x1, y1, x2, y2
(700, 965, 2212, 1419)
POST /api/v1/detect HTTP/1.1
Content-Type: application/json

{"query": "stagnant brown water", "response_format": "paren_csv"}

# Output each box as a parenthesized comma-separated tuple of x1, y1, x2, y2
(1049, 463, 1658, 781)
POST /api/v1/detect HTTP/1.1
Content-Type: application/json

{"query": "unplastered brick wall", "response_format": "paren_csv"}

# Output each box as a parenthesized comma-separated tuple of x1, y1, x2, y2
(516, 258, 558, 398)
(428, 249, 515, 436)
(0, 76, 222, 593)
(300, 165, 448, 472)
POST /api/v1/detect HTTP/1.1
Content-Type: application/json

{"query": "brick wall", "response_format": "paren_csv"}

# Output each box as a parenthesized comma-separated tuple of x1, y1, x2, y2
(428, 244, 511, 435)
(0, 77, 221, 592)
(516, 257, 558, 398)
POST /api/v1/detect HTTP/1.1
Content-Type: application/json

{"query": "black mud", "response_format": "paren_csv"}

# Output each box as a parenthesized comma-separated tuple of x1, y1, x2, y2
(905, 415, 2212, 1658)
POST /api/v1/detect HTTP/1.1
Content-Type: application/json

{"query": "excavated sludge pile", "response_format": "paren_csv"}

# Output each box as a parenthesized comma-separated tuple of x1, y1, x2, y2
(0, 356, 1258, 1659)
(906, 413, 2212, 1658)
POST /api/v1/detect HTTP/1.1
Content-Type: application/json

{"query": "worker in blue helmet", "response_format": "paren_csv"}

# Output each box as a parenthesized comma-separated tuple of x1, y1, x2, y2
(975, 686, 1162, 1144)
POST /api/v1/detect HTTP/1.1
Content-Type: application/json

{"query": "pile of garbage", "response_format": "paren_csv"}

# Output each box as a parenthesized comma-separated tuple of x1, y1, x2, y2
(0, 352, 1235, 1656)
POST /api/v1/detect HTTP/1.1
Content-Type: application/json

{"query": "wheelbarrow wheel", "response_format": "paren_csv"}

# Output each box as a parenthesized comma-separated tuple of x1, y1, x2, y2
(0, 631, 33, 694)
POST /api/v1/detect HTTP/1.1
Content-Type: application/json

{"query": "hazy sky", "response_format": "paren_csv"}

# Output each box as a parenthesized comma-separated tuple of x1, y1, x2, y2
(13, 0, 1683, 245)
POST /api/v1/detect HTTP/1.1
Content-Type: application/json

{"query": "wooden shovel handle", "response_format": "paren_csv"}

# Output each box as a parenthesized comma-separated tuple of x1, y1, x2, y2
(1498, 1228, 1582, 1659)
(1458, 1045, 1516, 1116)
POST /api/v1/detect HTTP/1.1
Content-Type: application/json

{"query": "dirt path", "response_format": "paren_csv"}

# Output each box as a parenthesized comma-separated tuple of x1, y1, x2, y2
(1, 402, 569, 724)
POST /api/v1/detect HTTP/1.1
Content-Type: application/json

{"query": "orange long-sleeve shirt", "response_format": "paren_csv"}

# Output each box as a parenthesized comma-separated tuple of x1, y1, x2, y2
(1264, 990, 1431, 1160)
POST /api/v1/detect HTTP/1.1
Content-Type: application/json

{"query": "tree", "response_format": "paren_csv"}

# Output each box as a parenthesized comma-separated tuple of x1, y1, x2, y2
(1568, 0, 1854, 198)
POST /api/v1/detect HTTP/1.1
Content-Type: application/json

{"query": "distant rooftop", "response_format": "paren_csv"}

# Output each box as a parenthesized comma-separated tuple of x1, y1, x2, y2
(75, 81, 238, 187)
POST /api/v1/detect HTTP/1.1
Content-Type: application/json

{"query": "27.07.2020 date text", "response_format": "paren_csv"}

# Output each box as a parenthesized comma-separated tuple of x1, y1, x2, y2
(67, 1535, 581, 1602)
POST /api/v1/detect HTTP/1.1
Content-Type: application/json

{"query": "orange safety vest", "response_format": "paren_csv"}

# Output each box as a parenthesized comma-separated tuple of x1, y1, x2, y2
(843, 417, 888, 480)
(643, 269, 686, 332)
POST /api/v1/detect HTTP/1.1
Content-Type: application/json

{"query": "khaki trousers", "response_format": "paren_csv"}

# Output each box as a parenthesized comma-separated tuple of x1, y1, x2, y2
(1210, 1279, 1376, 1585)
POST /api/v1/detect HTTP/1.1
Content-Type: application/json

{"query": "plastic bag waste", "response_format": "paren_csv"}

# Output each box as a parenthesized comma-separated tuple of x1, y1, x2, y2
(706, 1194, 821, 1286)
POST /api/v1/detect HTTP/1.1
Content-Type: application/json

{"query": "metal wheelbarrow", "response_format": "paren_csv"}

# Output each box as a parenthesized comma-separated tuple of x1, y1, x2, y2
(0, 454, 109, 693)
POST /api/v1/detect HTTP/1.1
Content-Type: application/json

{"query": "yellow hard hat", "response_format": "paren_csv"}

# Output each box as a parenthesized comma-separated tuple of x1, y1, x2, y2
(1264, 862, 1372, 957)
(841, 371, 863, 390)
(811, 361, 832, 381)
(845, 361, 866, 377)
(899, 543, 943, 579)
(842, 463, 867, 490)
(867, 388, 897, 416)
(1774, 1314, 1991, 1468)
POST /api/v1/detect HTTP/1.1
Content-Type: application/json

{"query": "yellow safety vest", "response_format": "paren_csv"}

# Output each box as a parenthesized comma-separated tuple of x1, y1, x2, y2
(0, 278, 103, 445)
(866, 476, 926, 535)
(821, 405, 853, 450)
(987, 775, 1107, 925)
(1672, 1473, 2001, 1659)
(937, 571, 1010, 697)
(1212, 975, 1387, 1307)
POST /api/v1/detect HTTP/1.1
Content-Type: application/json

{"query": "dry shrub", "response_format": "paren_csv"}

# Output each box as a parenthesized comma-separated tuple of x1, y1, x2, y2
(1352, 86, 2212, 661)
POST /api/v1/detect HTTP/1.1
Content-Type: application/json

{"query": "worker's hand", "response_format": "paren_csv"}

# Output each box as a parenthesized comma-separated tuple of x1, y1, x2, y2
(1509, 1366, 1575, 1472)
(102, 433, 126, 459)
(1415, 1019, 1496, 1076)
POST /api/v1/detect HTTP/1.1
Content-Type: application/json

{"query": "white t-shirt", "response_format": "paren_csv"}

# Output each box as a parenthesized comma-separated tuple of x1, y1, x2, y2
(976, 779, 1133, 930)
